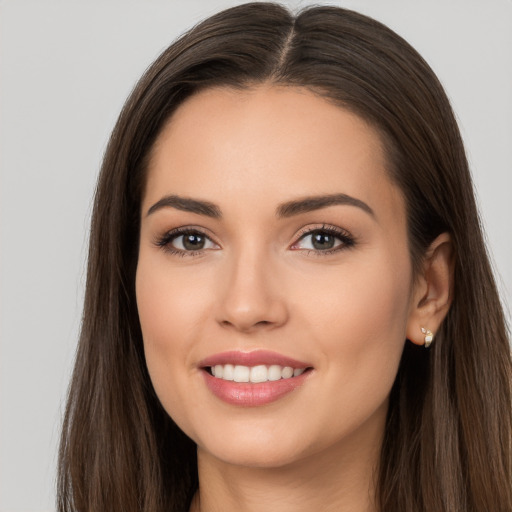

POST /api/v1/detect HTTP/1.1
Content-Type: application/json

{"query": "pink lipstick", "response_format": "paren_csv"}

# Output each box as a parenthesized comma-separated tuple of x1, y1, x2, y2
(199, 350, 313, 406)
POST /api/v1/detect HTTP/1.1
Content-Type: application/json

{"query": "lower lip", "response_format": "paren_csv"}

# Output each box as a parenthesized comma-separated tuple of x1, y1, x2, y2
(202, 370, 311, 406)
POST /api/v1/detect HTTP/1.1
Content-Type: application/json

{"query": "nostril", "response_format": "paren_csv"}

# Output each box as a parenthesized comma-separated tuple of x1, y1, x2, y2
(219, 318, 274, 331)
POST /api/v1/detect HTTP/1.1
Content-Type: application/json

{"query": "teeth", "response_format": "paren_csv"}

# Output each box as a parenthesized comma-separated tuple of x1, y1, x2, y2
(233, 365, 250, 382)
(223, 364, 234, 381)
(281, 366, 294, 379)
(210, 364, 307, 382)
(268, 365, 282, 381)
(250, 365, 268, 383)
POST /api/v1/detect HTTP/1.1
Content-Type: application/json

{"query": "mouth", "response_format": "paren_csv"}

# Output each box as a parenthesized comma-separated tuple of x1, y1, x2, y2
(199, 350, 313, 406)
(206, 364, 309, 382)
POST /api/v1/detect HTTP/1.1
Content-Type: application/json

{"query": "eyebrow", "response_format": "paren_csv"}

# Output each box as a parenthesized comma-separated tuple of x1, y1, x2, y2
(276, 193, 375, 218)
(146, 195, 222, 218)
(146, 193, 374, 219)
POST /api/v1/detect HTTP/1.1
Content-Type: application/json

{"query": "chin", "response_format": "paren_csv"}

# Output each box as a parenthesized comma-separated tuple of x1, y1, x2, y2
(191, 413, 342, 471)
(199, 438, 308, 469)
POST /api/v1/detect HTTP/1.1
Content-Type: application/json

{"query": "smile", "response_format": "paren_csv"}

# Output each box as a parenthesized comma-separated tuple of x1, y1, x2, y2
(210, 364, 306, 382)
(199, 351, 313, 406)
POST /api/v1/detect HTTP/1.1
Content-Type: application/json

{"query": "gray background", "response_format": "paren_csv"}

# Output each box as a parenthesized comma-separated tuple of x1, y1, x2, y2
(1, 1, 511, 510)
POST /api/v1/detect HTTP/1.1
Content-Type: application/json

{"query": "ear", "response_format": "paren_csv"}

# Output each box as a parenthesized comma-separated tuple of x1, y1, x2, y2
(406, 233, 454, 347)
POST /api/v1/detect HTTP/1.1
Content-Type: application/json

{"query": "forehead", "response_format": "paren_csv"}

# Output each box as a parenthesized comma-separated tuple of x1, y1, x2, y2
(143, 85, 404, 224)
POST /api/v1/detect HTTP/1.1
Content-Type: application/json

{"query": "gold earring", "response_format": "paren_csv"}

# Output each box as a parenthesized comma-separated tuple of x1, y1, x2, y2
(421, 327, 434, 348)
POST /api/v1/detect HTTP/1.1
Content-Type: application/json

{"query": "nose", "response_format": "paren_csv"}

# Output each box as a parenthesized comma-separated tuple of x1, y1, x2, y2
(216, 248, 289, 333)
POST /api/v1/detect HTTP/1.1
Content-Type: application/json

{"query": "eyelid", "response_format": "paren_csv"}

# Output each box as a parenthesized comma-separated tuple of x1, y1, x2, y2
(289, 224, 356, 252)
(153, 225, 221, 255)
(292, 223, 349, 240)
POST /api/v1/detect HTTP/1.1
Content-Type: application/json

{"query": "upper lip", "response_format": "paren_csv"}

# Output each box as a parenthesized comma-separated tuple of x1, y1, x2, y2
(199, 350, 311, 369)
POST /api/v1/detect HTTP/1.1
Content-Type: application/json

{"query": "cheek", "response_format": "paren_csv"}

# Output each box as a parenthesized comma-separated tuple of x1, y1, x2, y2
(295, 243, 412, 338)
(299, 248, 412, 415)
(344, 270, 410, 343)
(136, 254, 211, 348)
(135, 256, 212, 417)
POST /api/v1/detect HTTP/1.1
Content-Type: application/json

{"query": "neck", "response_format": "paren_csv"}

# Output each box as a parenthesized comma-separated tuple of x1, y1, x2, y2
(190, 414, 384, 512)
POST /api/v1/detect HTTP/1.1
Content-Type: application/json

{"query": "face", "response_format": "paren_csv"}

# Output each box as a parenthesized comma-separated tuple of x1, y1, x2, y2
(136, 85, 415, 469)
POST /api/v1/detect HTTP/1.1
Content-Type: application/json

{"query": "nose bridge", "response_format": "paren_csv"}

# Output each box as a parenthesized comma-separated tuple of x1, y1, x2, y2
(217, 241, 288, 332)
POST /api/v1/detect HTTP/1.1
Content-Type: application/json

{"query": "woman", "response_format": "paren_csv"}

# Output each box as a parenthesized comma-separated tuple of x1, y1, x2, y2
(58, 3, 511, 511)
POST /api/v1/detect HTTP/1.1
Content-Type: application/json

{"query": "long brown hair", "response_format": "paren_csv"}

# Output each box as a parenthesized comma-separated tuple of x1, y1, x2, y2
(58, 3, 511, 511)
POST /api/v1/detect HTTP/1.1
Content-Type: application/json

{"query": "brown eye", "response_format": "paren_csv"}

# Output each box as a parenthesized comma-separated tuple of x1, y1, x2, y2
(180, 233, 206, 250)
(291, 226, 355, 254)
(310, 231, 336, 250)
(295, 229, 343, 251)
(158, 229, 219, 254)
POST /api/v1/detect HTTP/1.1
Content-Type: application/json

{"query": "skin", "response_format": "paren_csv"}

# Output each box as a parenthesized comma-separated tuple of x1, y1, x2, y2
(136, 85, 453, 512)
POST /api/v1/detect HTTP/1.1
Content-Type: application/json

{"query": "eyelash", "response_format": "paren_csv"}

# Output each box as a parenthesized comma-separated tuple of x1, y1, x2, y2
(154, 224, 356, 257)
(154, 227, 216, 257)
(292, 224, 356, 256)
